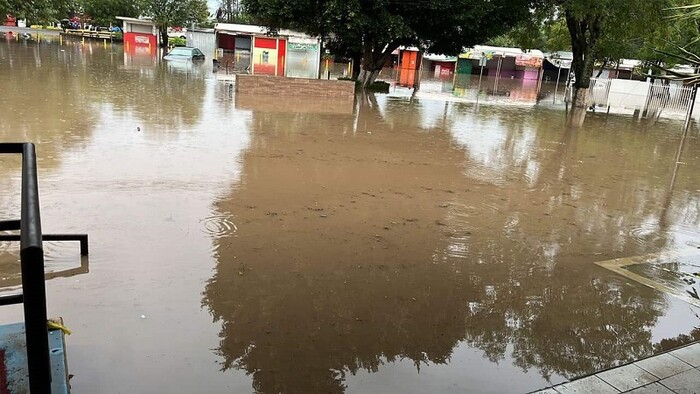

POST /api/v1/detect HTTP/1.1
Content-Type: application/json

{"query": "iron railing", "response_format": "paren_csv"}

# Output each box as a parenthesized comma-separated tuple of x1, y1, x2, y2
(0, 142, 89, 393)
(588, 77, 695, 115)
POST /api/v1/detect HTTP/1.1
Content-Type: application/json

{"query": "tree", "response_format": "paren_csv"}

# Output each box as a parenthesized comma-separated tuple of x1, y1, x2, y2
(216, 0, 251, 24)
(502, 0, 698, 87)
(544, 0, 672, 108)
(242, 0, 537, 87)
(81, 0, 140, 27)
(140, 0, 210, 47)
(649, 3, 700, 86)
(487, 19, 571, 53)
(1, 0, 79, 24)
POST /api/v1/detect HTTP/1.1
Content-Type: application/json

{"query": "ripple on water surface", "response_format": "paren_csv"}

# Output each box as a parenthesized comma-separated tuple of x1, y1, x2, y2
(200, 214, 238, 237)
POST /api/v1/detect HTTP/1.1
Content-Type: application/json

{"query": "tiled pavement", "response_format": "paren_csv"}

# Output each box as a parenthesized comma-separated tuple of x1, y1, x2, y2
(534, 342, 700, 393)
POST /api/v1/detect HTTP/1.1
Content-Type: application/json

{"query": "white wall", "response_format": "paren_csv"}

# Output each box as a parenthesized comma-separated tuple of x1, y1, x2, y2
(131, 24, 152, 34)
(607, 79, 650, 110)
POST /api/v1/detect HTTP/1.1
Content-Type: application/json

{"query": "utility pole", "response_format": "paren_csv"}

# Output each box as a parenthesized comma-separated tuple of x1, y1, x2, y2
(684, 84, 697, 131)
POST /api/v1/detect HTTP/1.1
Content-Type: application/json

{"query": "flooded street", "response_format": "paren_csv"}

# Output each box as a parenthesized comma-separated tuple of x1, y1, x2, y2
(2, 40, 700, 393)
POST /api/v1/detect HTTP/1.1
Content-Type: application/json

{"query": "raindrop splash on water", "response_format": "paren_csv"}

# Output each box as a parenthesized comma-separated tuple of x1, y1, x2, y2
(200, 214, 238, 237)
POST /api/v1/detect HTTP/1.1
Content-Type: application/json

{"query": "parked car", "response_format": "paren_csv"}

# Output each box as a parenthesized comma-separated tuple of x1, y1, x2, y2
(164, 47, 205, 62)
(167, 29, 187, 40)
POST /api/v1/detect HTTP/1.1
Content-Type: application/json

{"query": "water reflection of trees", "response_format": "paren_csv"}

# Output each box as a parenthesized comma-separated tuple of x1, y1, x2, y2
(104, 61, 207, 131)
(0, 42, 98, 171)
(0, 41, 207, 277)
(66, 43, 207, 131)
(0, 41, 208, 168)
(199, 95, 697, 392)
(204, 94, 466, 392)
(448, 105, 700, 255)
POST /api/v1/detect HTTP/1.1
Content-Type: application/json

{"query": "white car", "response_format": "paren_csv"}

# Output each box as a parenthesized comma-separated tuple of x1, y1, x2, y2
(167, 29, 187, 40)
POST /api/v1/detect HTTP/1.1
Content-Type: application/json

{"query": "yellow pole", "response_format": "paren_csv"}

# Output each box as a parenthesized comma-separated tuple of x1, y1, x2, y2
(59, 34, 62, 45)
(347, 62, 351, 77)
(103, 38, 106, 48)
(82, 36, 85, 45)
(37, 33, 40, 43)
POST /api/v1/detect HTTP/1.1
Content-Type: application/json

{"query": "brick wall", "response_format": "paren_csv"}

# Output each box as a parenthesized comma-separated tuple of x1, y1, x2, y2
(235, 74, 355, 100)
(235, 94, 354, 114)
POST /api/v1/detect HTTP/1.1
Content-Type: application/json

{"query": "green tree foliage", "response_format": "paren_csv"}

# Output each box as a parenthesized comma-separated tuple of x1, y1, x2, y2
(140, 0, 210, 47)
(487, 19, 571, 52)
(498, 0, 699, 79)
(651, 2, 700, 85)
(0, 0, 78, 24)
(522, 0, 673, 107)
(216, 0, 251, 23)
(82, 0, 140, 27)
(242, 0, 537, 86)
(649, 1, 700, 66)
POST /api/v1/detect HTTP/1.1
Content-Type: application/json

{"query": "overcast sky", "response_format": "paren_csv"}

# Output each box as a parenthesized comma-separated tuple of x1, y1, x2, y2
(207, 0, 218, 15)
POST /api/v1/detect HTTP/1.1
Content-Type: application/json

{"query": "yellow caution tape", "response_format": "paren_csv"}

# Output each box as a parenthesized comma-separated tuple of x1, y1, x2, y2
(47, 320, 73, 335)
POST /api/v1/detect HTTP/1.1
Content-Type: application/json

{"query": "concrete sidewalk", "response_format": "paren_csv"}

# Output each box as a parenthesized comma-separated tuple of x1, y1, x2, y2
(534, 342, 700, 393)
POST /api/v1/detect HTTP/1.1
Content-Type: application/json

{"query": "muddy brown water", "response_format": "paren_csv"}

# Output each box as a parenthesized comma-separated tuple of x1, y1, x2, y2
(1, 40, 700, 393)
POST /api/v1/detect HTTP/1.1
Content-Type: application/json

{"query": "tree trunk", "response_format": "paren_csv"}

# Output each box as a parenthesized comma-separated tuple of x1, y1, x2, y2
(358, 40, 401, 89)
(360, 69, 380, 87)
(562, 7, 606, 125)
(159, 27, 168, 49)
(565, 10, 602, 109)
(572, 87, 589, 108)
(595, 58, 607, 78)
(351, 52, 362, 80)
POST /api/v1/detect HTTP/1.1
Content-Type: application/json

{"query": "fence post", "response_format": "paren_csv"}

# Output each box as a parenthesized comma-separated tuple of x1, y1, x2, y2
(684, 85, 697, 131)
(20, 143, 51, 393)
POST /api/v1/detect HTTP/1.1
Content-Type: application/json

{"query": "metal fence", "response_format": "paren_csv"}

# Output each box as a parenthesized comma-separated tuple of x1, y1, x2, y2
(646, 83, 695, 116)
(588, 78, 695, 117)
(186, 29, 216, 60)
(589, 78, 612, 107)
(0, 142, 88, 393)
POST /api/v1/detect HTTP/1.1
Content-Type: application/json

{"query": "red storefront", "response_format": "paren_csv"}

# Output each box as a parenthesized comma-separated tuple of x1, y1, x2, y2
(252, 37, 286, 76)
(214, 24, 319, 78)
(117, 17, 159, 55)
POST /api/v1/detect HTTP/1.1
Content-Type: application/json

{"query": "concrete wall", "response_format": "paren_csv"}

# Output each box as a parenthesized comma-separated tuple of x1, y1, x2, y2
(590, 78, 700, 121)
(235, 74, 355, 100)
(607, 79, 650, 110)
(235, 94, 354, 114)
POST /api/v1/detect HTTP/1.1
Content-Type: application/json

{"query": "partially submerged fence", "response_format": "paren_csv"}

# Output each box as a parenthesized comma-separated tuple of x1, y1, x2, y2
(588, 77, 696, 118)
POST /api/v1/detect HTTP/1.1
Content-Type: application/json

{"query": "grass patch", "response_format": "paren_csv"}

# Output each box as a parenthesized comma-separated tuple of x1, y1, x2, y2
(169, 37, 186, 47)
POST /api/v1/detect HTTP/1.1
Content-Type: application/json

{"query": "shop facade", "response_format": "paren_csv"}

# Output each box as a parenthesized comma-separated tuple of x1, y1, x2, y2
(214, 24, 321, 78)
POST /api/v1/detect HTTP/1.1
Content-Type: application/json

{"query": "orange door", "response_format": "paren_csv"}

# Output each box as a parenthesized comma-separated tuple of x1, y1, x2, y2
(400, 51, 418, 87)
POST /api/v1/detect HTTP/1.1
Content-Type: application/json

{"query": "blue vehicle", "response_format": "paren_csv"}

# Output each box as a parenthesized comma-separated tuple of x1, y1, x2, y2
(164, 47, 205, 62)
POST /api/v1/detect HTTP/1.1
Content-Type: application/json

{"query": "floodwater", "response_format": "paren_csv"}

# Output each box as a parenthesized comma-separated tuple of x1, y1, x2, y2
(1, 39, 700, 393)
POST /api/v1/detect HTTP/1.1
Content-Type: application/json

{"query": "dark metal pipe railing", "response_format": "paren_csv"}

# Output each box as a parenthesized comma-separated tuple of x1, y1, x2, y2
(0, 293, 23, 306)
(0, 234, 89, 255)
(0, 220, 20, 231)
(0, 142, 89, 393)
(18, 143, 50, 392)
